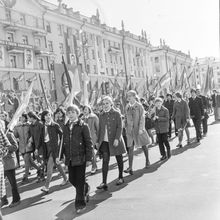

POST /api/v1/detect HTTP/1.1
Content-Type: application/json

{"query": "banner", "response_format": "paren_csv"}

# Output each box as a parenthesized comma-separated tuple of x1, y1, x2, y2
(24, 49, 34, 69)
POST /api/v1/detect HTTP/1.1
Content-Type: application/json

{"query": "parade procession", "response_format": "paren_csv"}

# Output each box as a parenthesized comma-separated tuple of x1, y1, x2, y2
(0, 0, 219, 219)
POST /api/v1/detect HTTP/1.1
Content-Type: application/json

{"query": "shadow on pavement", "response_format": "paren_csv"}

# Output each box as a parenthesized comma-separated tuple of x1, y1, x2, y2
(2, 180, 71, 216)
(54, 160, 167, 220)
(171, 140, 201, 156)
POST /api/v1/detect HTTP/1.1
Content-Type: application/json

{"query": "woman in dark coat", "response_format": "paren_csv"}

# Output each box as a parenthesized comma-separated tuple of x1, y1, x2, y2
(96, 96, 126, 190)
(39, 110, 68, 193)
(62, 105, 93, 214)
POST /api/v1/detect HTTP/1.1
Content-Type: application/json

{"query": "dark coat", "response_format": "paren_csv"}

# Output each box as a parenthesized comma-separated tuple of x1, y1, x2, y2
(62, 119, 93, 166)
(154, 106, 169, 134)
(164, 100, 174, 116)
(3, 132, 18, 171)
(189, 97, 204, 119)
(211, 94, 216, 107)
(29, 120, 44, 155)
(98, 108, 126, 156)
(199, 95, 208, 109)
(39, 122, 63, 161)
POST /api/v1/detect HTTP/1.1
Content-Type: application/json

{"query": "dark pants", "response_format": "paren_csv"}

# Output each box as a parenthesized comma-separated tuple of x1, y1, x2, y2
(168, 118, 172, 137)
(192, 118, 202, 140)
(68, 163, 86, 209)
(15, 149, 20, 167)
(4, 169, 20, 203)
(202, 116, 208, 134)
(100, 142, 123, 184)
(157, 133, 171, 157)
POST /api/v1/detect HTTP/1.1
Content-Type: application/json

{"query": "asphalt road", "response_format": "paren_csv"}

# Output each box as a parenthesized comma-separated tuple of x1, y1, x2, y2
(2, 117, 220, 220)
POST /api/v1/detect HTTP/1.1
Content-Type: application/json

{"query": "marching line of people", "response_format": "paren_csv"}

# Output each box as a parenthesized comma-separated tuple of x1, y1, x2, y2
(0, 87, 214, 217)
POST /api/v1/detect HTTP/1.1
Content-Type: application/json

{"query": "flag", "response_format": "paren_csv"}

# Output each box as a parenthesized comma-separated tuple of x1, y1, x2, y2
(82, 73, 90, 105)
(179, 66, 190, 91)
(154, 72, 170, 90)
(7, 81, 34, 132)
(62, 55, 72, 92)
(203, 66, 214, 95)
(63, 66, 81, 107)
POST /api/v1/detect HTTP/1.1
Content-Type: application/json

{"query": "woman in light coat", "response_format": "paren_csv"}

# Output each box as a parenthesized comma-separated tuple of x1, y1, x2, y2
(82, 105, 99, 175)
(124, 90, 151, 175)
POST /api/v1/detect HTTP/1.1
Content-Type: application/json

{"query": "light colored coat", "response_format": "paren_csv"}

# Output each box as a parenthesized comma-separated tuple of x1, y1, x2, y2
(125, 101, 149, 147)
(82, 113, 99, 145)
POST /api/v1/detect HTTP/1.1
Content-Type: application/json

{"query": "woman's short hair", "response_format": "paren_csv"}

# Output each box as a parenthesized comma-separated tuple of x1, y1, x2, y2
(83, 105, 92, 114)
(155, 97, 163, 103)
(27, 111, 40, 120)
(127, 90, 137, 97)
(175, 92, 182, 99)
(54, 107, 66, 117)
(41, 110, 50, 123)
(21, 113, 28, 121)
(102, 96, 113, 105)
(66, 105, 80, 115)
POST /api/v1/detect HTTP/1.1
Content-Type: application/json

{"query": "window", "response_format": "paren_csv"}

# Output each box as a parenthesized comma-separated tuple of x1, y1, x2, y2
(106, 68, 109, 75)
(104, 53, 107, 63)
(9, 55, 16, 68)
(217, 66, 219, 70)
(22, 35, 28, 45)
(155, 57, 159, 63)
(59, 43, 64, 54)
(111, 68, 114, 76)
(93, 65, 97, 74)
(86, 64, 90, 73)
(34, 38, 41, 47)
(85, 48, 89, 59)
(115, 56, 118, 64)
(133, 58, 135, 66)
(45, 21, 51, 33)
(37, 58, 44, 70)
(5, 9, 11, 21)
(118, 43, 121, 49)
(141, 59, 143, 67)
(20, 14, 26, 25)
(96, 36, 99, 46)
(110, 55, 113, 63)
(57, 24, 63, 36)
(120, 56, 122, 65)
(48, 41, 53, 52)
(97, 51, 100, 58)
(108, 40, 111, 47)
(92, 50, 95, 59)
(217, 72, 220, 76)
(114, 42, 116, 47)
(7, 32, 14, 42)
(103, 39, 105, 48)
(137, 59, 139, 67)
(35, 17, 39, 28)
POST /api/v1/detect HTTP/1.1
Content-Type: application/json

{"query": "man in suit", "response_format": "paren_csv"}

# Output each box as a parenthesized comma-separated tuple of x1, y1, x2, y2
(189, 89, 204, 143)
(196, 89, 209, 136)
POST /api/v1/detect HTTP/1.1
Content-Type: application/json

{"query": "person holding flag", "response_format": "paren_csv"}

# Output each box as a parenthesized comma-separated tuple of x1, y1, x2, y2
(39, 110, 68, 194)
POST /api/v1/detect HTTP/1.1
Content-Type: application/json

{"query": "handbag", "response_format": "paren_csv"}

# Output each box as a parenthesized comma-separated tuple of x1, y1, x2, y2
(139, 130, 151, 146)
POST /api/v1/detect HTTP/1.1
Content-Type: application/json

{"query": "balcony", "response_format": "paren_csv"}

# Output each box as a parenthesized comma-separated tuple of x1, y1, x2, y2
(0, 6, 46, 35)
(0, 40, 34, 54)
(108, 46, 121, 54)
(34, 46, 55, 57)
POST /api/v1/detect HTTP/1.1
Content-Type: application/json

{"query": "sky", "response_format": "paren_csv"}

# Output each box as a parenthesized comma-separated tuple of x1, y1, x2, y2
(47, 0, 219, 59)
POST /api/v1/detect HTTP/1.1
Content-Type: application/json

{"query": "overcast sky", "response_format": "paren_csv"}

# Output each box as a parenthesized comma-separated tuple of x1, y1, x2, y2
(48, 0, 219, 59)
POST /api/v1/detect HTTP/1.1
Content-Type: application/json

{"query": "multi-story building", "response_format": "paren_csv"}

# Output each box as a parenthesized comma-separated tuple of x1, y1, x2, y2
(149, 40, 193, 91)
(0, 0, 153, 104)
(194, 57, 220, 91)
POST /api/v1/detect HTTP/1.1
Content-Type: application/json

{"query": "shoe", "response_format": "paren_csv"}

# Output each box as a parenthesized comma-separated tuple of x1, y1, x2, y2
(197, 139, 200, 143)
(203, 133, 207, 137)
(90, 168, 97, 175)
(176, 144, 183, 148)
(9, 200, 21, 208)
(96, 183, 108, 190)
(1, 196, 9, 208)
(41, 186, 49, 193)
(60, 179, 69, 186)
(76, 206, 86, 214)
(21, 177, 29, 184)
(124, 168, 133, 175)
(167, 152, 171, 159)
(187, 139, 191, 145)
(160, 155, 167, 161)
(84, 182, 90, 203)
(145, 162, 150, 169)
(116, 178, 124, 186)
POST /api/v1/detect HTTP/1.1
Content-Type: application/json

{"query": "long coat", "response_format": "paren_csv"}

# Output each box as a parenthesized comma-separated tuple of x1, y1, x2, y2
(189, 97, 204, 119)
(62, 119, 93, 166)
(3, 132, 18, 171)
(13, 123, 32, 154)
(98, 108, 126, 156)
(154, 106, 169, 134)
(125, 101, 150, 147)
(39, 122, 63, 161)
(82, 113, 99, 145)
(172, 99, 190, 129)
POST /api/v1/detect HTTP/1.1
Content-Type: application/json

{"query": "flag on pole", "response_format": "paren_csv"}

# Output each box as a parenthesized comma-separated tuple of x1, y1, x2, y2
(63, 66, 81, 107)
(203, 66, 214, 95)
(7, 81, 34, 131)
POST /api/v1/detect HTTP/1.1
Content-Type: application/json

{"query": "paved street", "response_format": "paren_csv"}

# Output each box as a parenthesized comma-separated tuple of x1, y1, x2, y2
(2, 117, 220, 220)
